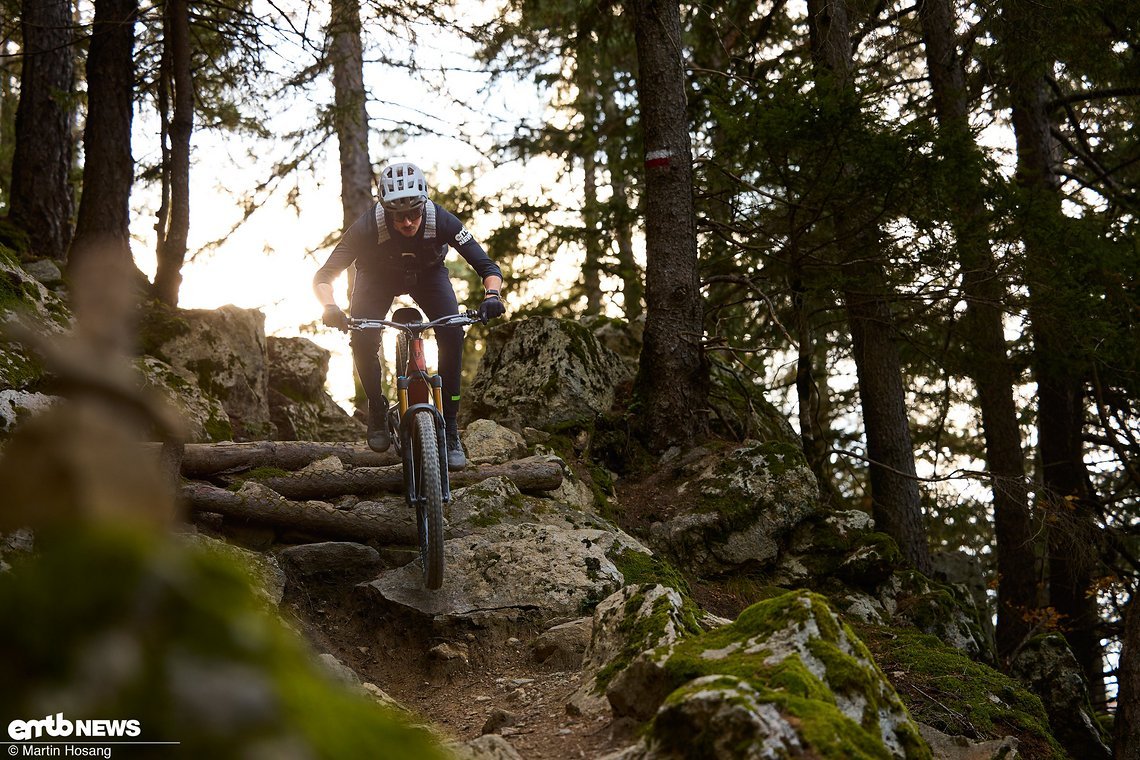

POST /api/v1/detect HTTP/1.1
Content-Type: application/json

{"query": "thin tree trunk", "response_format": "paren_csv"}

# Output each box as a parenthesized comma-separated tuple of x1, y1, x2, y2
(602, 79, 643, 321)
(9, 0, 74, 262)
(1117, 592, 1140, 760)
(329, 0, 372, 227)
(807, 0, 931, 574)
(629, 0, 708, 451)
(999, 0, 1102, 699)
(152, 0, 192, 306)
(919, 0, 1037, 662)
(578, 28, 603, 315)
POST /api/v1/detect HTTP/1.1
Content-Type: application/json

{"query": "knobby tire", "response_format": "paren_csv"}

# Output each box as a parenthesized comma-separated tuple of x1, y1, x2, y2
(413, 409, 445, 589)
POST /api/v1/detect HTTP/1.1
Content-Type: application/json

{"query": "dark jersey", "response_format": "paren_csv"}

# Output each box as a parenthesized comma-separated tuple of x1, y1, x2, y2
(313, 201, 502, 287)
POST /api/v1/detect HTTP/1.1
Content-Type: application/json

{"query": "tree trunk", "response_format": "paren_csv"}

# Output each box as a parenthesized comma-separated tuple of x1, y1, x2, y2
(807, 0, 931, 574)
(919, 0, 1038, 662)
(329, 0, 372, 228)
(9, 0, 74, 262)
(1117, 592, 1140, 760)
(999, 0, 1102, 699)
(152, 0, 192, 306)
(602, 79, 643, 321)
(68, 0, 137, 273)
(629, 0, 708, 451)
(578, 29, 603, 316)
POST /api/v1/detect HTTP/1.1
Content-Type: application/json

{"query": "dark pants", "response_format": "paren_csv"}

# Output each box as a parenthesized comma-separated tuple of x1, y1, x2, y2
(349, 264, 463, 433)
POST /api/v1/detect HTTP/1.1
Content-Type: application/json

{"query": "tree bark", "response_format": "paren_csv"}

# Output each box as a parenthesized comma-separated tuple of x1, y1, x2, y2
(68, 0, 137, 273)
(250, 456, 563, 500)
(329, 0, 372, 228)
(919, 0, 1038, 661)
(807, 0, 931, 574)
(628, 0, 708, 451)
(182, 481, 416, 544)
(1117, 592, 1140, 760)
(148, 440, 398, 478)
(602, 75, 643, 321)
(999, 0, 1102, 699)
(9, 0, 74, 262)
(152, 0, 192, 306)
(578, 27, 603, 316)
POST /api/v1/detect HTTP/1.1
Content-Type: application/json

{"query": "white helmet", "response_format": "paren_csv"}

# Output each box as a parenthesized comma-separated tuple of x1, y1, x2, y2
(379, 162, 428, 211)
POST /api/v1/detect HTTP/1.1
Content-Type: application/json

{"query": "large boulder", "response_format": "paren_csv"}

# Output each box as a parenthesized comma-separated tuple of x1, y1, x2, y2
(463, 317, 633, 431)
(606, 590, 930, 759)
(362, 523, 649, 622)
(139, 302, 274, 440)
(649, 441, 822, 576)
(1010, 634, 1112, 760)
(266, 336, 363, 442)
(136, 356, 233, 442)
(0, 251, 71, 436)
(569, 583, 701, 717)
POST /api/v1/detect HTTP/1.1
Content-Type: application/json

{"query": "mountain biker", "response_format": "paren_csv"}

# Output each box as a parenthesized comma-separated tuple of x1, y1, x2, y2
(313, 161, 506, 470)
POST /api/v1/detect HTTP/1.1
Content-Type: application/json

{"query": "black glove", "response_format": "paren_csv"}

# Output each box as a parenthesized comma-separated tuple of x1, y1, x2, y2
(322, 303, 349, 332)
(478, 292, 506, 323)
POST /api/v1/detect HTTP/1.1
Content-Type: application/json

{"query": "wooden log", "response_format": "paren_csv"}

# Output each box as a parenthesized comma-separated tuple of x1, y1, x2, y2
(257, 456, 564, 500)
(181, 481, 414, 544)
(152, 440, 399, 477)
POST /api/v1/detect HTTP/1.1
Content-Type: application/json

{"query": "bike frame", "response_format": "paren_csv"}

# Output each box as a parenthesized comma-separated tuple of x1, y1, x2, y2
(349, 310, 481, 507)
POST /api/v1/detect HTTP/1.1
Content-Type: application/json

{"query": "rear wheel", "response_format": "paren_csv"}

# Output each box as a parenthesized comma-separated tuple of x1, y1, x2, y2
(413, 410, 445, 589)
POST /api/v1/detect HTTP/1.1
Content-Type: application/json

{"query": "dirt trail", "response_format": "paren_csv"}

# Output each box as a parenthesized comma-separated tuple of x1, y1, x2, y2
(287, 584, 637, 759)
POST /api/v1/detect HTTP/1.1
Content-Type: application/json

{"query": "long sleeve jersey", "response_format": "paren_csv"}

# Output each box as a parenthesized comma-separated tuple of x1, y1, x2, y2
(313, 201, 502, 287)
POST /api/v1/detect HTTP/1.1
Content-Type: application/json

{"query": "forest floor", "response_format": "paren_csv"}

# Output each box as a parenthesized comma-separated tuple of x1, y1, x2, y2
(281, 471, 671, 760)
(288, 585, 641, 759)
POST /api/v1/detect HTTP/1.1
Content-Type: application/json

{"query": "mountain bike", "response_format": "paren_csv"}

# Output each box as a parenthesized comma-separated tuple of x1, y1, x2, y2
(348, 308, 483, 590)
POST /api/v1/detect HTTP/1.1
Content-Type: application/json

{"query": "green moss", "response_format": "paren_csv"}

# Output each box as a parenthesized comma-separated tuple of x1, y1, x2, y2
(204, 411, 234, 442)
(594, 585, 697, 693)
(633, 591, 931, 759)
(856, 624, 1066, 759)
(765, 690, 894, 760)
(0, 525, 447, 758)
(137, 300, 192, 361)
(694, 441, 810, 533)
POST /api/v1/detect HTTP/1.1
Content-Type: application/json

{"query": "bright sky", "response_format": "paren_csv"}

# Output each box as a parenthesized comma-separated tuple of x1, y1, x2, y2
(128, 1, 576, 408)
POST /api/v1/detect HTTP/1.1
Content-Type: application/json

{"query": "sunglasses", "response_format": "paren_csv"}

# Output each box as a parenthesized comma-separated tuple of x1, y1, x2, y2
(392, 208, 423, 223)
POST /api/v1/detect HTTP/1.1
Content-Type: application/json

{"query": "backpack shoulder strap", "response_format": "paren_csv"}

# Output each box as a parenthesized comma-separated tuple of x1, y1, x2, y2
(423, 201, 437, 240)
(374, 204, 391, 245)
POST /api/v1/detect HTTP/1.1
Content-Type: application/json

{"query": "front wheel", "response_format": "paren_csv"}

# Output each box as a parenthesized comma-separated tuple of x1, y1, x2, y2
(413, 410, 445, 589)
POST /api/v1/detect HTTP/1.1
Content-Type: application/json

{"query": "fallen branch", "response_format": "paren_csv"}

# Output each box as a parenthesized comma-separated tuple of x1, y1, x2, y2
(181, 481, 415, 544)
(253, 456, 564, 500)
(151, 440, 399, 477)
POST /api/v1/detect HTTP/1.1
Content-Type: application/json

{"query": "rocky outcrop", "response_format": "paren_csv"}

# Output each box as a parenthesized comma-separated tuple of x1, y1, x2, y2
(648, 441, 822, 576)
(266, 336, 363, 442)
(464, 317, 633, 431)
(607, 590, 930, 759)
(140, 303, 274, 440)
(362, 523, 649, 622)
(1011, 634, 1112, 760)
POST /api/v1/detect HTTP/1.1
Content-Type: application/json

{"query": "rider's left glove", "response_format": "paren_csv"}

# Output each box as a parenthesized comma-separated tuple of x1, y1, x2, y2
(322, 303, 350, 332)
(478, 292, 506, 323)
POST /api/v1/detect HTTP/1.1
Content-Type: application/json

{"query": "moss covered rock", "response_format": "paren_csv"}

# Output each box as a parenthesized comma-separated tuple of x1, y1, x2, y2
(857, 625, 1066, 759)
(1010, 634, 1112, 760)
(463, 317, 633, 431)
(0, 525, 447, 758)
(136, 355, 233, 442)
(139, 301, 274, 440)
(649, 441, 822, 576)
(607, 590, 930, 759)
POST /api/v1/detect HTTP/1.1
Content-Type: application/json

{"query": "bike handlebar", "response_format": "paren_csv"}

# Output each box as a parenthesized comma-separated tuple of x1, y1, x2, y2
(348, 309, 484, 333)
